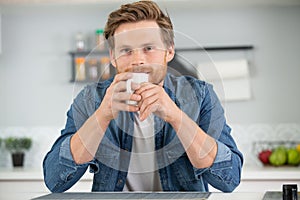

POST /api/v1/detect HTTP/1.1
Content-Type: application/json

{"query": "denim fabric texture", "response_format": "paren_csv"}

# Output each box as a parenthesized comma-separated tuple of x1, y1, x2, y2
(43, 73, 243, 193)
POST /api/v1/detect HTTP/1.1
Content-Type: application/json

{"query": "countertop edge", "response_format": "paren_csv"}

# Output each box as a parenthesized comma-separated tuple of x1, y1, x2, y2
(1, 166, 300, 181)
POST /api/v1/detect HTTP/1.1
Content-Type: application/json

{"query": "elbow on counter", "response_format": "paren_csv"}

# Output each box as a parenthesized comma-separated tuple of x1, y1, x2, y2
(205, 153, 243, 193)
(43, 159, 74, 193)
(43, 153, 64, 193)
(42, 150, 89, 193)
(210, 167, 242, 193)
(222, 164, 243, 192)
(220, 177, 241, 193)
(220, 158, 243, 193)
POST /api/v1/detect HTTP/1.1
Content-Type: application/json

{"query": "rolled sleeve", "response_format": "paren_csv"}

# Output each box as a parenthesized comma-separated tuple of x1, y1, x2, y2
(59, 136, 99, 173)
(213, 140, 232, 164)
(193, 140, 232, 177)
(192, 137, 243, 192)
(43, 135, 99, 192)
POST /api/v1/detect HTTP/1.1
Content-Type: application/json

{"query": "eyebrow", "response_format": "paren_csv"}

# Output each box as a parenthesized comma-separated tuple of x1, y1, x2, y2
(116, 42, 158, 50)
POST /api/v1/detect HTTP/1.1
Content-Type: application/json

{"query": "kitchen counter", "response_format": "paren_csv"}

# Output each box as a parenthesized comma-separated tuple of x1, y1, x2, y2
(241, 165, 300, 180)
(1, 165, 299, 181)
(0, 166, 299, 200)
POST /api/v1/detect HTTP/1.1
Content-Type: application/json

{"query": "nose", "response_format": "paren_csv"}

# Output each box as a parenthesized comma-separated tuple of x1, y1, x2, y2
(131, 48, 145, 67)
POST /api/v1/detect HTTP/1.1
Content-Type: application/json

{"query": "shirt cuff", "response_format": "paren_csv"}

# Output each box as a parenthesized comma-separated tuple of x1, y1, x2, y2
(59, 135, 99, 173)
(213, 140, 232, 164)
(193, 140, 232, 178)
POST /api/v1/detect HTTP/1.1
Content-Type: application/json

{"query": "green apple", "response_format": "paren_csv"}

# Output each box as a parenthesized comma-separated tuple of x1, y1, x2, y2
(287, 148, 300, 165)
(269, 146, 287, 166)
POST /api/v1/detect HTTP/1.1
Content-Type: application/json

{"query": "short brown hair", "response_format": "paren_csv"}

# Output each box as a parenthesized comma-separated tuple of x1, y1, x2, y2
(104, 0, 174, 49)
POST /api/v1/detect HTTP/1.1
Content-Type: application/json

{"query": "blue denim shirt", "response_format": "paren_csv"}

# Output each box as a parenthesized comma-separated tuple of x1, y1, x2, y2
(43, 73, 243, 193)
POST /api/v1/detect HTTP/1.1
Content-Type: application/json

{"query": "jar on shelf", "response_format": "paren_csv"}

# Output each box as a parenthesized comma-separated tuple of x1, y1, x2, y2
(75, 57, 86, 81)
(87, 58, 99, 81)
(95, 29, 105, 51)
(100, 57, 111, 80)
(75, 32, 85, 51)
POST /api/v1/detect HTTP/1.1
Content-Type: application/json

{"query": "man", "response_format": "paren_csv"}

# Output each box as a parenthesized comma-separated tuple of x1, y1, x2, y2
(43, 0, 243, 193)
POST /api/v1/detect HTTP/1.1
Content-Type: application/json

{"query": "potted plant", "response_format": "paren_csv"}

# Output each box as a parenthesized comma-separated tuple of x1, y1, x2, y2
(4, 137, 32, 167)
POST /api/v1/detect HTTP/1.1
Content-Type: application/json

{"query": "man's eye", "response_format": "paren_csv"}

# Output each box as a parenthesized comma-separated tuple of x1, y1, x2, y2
(120, 48, 132, 55)
(144, 46, 155, 52)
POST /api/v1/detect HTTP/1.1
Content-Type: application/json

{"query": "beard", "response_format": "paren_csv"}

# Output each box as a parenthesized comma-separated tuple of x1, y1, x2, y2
(115, 51, 168, 85)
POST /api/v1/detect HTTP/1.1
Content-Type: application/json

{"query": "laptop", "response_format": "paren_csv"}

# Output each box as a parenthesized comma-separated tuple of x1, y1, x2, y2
(32, 192, 210, 200)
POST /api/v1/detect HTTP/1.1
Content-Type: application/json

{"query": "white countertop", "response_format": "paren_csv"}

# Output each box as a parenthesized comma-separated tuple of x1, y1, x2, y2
(210, 192, 265, 200)
(241, 165, 300, 180)
(0, 165, 299, 181)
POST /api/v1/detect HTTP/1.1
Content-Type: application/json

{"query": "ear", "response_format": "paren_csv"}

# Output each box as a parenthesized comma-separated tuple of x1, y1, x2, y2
(166, 45, 175, 63)
(110, 49, 117, 68)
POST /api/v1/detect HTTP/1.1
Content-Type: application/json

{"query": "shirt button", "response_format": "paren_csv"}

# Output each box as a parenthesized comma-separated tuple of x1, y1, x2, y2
(118, 179, 123, 184)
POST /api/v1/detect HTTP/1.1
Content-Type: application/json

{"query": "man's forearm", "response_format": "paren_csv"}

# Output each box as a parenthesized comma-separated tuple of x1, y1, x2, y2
(70, 108, 110, 164)
(168, 109, 217, 169)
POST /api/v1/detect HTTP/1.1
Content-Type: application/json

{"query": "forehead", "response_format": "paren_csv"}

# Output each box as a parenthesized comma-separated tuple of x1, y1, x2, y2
(113, 21, 164, 47)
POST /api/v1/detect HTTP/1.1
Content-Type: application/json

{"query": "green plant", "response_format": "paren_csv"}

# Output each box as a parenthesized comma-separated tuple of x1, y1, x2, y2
(4, 137, 32, 153)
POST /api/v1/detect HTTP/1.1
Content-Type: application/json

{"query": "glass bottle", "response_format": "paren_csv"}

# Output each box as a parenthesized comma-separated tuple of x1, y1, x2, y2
(95, 29, 105, 51)
(88, 58, 98, 81)
(75, 32, 85, 51)
(100, 57, 110, 80)
(75, 57, 86, 81)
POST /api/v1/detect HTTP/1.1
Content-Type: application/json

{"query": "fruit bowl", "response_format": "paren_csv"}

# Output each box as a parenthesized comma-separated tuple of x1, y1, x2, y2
(253, 141, 300, 167)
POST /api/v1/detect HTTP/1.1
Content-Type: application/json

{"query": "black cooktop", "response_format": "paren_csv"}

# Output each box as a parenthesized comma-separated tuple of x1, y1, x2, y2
(263, 191, 299, 200)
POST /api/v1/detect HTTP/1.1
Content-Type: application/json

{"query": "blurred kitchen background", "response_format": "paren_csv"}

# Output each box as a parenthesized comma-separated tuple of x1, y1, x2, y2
(0, 0, 299, 196)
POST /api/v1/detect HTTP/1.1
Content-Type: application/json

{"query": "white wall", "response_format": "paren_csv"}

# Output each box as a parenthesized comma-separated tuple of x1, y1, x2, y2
(170, 6, 300, 124)
(0, 3, 299, 128)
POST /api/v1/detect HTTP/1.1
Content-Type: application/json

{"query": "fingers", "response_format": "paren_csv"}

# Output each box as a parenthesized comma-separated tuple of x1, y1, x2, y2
(134, 83, 156, 95)
(136, 84, 162, 120)
(138, 91, 159, 114)
(113, 92, 141, 103)
(111, 72, 134, 92)
(113, 102, 140, 113)
(139, 100, 160, 121)
(102, 72, 141, 120)
(113, 72, 132, 83)
(110, 73, 143, 112)
(130, 82, 141, 91)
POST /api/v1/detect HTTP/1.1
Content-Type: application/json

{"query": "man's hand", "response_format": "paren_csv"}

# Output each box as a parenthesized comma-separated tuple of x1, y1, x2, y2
(135, 83, 181, 122)
(98, 73, 141, 122)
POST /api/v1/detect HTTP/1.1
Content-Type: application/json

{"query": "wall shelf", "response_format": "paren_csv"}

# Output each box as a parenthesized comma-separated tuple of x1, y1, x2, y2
(68, 45, 254, 83)
(176, 45, 253, 52)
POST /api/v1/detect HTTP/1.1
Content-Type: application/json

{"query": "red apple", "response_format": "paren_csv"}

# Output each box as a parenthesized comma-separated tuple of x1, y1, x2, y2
(258, 150, 272, 164)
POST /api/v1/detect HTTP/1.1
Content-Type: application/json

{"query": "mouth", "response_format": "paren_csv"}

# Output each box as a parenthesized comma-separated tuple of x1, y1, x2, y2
(132, 66, 152, 74)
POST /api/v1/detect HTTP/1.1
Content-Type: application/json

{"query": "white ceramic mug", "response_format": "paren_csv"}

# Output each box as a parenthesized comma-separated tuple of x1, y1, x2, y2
(126, 73, 149, 105)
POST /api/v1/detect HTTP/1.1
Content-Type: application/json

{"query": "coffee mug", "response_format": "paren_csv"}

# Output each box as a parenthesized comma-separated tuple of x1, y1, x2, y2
(126, 73, 149, 105)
